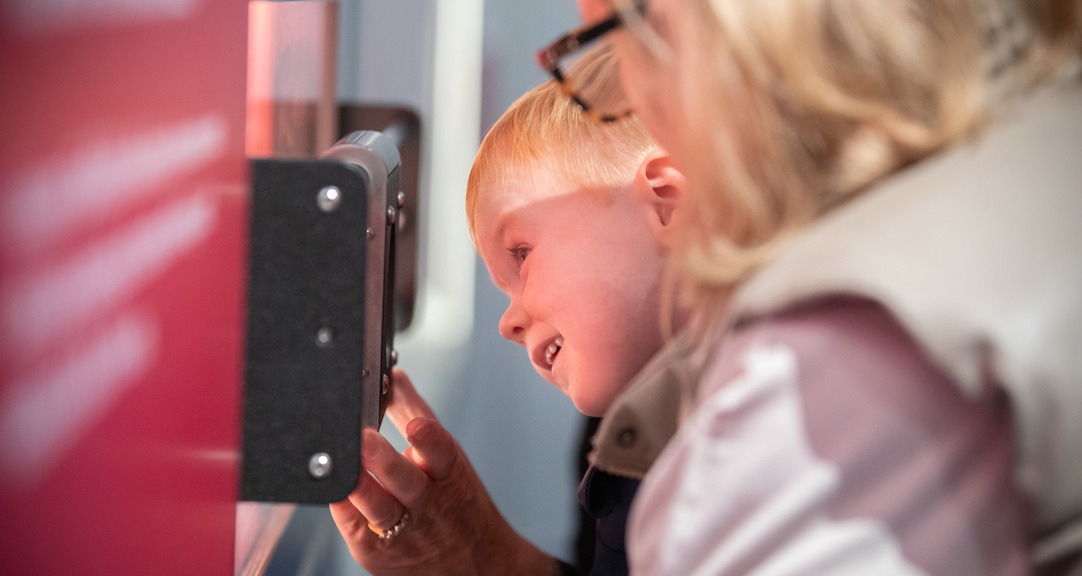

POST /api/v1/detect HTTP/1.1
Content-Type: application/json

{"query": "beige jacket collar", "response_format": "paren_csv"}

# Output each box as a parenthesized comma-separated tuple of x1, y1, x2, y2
(590, 328, 707, 479)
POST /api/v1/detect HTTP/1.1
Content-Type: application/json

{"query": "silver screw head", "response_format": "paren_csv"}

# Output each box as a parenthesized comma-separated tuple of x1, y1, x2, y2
(365, 227, 375, 240)
(382, 373, 390, 394)
(397, 191, 406, 208)
(317, 186, 341, 212)
(386, 205, 396, 225)
(316, 327, 333, 347)
(308, 452, 333, 478)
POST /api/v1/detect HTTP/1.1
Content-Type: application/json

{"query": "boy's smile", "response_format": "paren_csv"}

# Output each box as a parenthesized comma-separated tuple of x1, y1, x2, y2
(474, 161, 670, 416)
(543, 337, 563, 367)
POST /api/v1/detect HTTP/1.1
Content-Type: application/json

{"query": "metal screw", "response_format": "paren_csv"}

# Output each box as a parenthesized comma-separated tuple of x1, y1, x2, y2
(365, 227, 375, 240)
(397, 191, 406, 208)
(386, 205, 396, 225)
(382, 373, 390, 394)
(317, 186, 341, 212)
(316, 327, 333, 347)
(391, 349, 398, 366)
(308, 452, 333, 478)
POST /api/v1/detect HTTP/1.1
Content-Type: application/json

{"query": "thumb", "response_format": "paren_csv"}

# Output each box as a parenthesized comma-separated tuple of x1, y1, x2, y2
(385, 369, 438, 436)
(403, 417, 459, 481)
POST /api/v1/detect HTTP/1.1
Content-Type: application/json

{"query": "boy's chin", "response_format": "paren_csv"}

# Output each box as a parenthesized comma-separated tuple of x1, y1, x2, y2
(569, 390, 616, 418)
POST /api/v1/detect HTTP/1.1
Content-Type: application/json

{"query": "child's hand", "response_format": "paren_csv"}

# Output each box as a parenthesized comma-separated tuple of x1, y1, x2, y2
(328, 370, 555, 576)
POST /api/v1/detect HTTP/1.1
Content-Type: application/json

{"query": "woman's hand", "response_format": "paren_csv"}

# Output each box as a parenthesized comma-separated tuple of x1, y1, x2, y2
(329, 370, 558, 576)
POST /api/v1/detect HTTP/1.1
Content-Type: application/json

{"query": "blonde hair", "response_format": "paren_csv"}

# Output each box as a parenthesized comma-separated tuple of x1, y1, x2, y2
(466, 42, 656, 244)
(619, 0, 1081, 311)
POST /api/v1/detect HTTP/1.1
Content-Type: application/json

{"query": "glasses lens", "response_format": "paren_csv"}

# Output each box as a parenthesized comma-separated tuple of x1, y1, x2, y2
(558, 40, 632, 121)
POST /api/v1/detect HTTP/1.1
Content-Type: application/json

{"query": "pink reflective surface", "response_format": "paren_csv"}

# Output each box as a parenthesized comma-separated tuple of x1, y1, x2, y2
(0, 2, 248, 574)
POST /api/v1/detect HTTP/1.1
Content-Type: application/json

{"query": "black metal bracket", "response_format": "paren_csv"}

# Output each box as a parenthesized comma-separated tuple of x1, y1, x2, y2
(241, 130, 404, 504)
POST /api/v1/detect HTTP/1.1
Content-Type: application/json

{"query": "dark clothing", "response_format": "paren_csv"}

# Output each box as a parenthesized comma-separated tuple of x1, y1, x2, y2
(564, 416, 641, 576)
(573, 417, 603, 571)
(575, 465, 639, 576)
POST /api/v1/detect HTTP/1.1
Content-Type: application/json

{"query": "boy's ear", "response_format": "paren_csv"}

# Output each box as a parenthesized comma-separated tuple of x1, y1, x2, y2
(635, 148, 686, 246)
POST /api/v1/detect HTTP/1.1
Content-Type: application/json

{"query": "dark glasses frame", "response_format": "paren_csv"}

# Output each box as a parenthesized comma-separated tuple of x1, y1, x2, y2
(536, 8, 639, 123)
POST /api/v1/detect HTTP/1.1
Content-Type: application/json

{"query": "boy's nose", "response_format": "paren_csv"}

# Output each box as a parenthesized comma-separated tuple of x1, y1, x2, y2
(498, 302, 528, 345)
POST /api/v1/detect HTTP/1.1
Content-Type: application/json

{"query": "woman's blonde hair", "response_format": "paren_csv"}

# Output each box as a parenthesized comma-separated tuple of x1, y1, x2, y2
(466, 42, 656, 244)
(621, 0, 1081, 311)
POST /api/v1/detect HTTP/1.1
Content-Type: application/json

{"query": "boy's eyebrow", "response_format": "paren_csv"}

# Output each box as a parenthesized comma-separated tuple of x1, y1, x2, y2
(490, 210, 521, 244)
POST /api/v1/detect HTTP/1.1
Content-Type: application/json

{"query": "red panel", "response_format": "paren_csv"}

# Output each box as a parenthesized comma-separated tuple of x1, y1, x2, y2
(0, 2, 248, 574)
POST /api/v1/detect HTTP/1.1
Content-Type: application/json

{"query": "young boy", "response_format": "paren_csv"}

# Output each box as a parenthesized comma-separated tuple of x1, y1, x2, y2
(330, 43, 688, 576)
(466, 47, 685, 421)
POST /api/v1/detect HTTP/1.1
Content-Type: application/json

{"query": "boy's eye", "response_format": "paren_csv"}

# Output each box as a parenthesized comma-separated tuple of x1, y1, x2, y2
(508, 245, 531, 267)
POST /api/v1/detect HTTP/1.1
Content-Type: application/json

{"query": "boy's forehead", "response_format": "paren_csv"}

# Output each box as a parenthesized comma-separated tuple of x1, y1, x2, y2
(476, 163, 577, 227)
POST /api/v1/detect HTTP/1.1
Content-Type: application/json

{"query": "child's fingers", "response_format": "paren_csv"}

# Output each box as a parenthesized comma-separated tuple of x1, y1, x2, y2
(385, 369, 438, 435)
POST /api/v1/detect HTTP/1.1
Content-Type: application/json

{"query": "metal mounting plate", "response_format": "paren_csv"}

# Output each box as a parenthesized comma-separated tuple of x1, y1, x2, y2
(241, 158, 368, 504)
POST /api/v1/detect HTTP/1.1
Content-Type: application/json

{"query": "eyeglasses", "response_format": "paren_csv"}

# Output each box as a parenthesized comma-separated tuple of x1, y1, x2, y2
(536, 4, 645, 123)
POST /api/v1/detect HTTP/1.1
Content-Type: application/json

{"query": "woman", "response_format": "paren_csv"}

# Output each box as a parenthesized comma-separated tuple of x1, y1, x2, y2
(559, 0, 1081, 573)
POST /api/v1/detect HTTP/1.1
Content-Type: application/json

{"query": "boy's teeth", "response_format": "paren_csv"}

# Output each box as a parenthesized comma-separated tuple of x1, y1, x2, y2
(545, 337, 563, 366)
